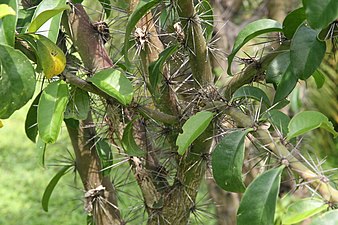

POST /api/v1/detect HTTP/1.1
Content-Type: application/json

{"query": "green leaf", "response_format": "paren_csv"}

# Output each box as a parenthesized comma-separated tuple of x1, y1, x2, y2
(283, 198, 326, 224)
(0, 44, 36, 119)
(36, 135, 47, 167)
(29, 0, 68, 42)
(27, 5, 70, 34)
(38, 80, 69, 144)
(196, 0, 214, 41)
(0, 1, 17, 46)
(42, 165, 72, 212)
(232, 86, 271, 106)
(227, 19, 282, 75)
(266, 51, 291, 88)
(212, 129, 251, 192)
(265, 110, 290, 136)
(309, 209, 338, 225)
(122, 121, 145, 157)
(123, 0, 161, 66)
(96, 139, 113, 176)
(64, 87, 90, 120)
(287, 111, 337, 140)
(89, 68, 134, 105)
(266, 51, 299, 104)
(0, 4, 15, 18)
(282, 8, 306, 39)
(25, 92, 42, 143)
(303, 0, 338, 30)
(149, 45, 178, 91)
(237, 166, 284, 225)
(176, 111, 214, 155)
(290, 24, 326, 80)
(312, 69, 325, 89)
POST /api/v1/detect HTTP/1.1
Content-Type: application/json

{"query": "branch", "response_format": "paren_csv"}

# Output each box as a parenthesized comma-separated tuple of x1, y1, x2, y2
(225, 107, 338, 203)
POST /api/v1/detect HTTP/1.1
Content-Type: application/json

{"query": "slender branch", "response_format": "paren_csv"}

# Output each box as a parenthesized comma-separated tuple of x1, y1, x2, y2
(225, 107, 338, 203)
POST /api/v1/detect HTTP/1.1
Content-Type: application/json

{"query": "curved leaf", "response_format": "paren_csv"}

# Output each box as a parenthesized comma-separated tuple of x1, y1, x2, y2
(287, 111, 337, 140)
(0, 1, 17, 46)
(42, 165, 72, 212)
(283, 198, 326, 224)
(290, 24, 326, 80)
(27, 5, 70, 34)
(25, 92, 42, 143)
(0, 44, 36, 119)
(267, 52, 298, 104)
(196, 0, 214, 41)
(34, 34, 66, 79)
(237, 166, 284, 225)
(232, 86, 270, 106)
(38, 80, 69, 144)
(122, 121, 145, 157)
(227, 19, 282, 75)
(0, 4, 15, 18)
(149, 45, 178, 90)
(64, 87, 90, 120)
(123, 0, 161, 66)
(29, 0, 68, 42)
(312, 69, 325, 89)
(176, 111, 214, 155)
(89, 68, 134, 105)
(309, 209, 338, 225)
(212, 129, 251, 193)
(36, 135, 47, 167)
(265, 110, 290, 136)
(96, 139, 113, 176)
(303, 0, 338, 30)
(282, 8, 306, 39)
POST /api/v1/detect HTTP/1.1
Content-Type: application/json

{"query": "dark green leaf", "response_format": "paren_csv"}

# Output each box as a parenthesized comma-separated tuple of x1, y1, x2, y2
(282, 8, 306, 39)
(89, 68, 134, 105)
(42, 165, 72, 212)
(25, 92, 42, 143)
(29, 0, 68, 42)
(309, 209, 338, 225)
(0, 44, 36, 119)
(123, 0, 161, 66)
(96, 139, 113, 176)
(273, 66, 298, 104)
(237, 166, 284, 225)
(64, 87, 90, 120)
(312, 70, 325, 89)
(196, 0, 214, 41)
(38, 80, 69, 144)
(212, 129, 251, 192)
(303, 0, 338, 30)
(122, 121, 145, 157)
(149, 45, 178, 91)
(266, 52, 291, 87)
(0, 0, 17, 46)
(283, 198, 326, 224)
(290, 24, 326, 80)
(232, 86, 271, 106)
(227, 19, 282, 75)
(287, 111, 337, 140)
(265, 110, 290, 136)
(176, 111, 214, 155)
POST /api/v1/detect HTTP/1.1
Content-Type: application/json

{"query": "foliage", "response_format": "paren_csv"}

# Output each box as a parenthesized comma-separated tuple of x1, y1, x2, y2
(0, 0, 337, 224)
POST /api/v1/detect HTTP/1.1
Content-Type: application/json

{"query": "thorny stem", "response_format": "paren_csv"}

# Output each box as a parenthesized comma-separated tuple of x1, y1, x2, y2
(225, 107, 338, 203)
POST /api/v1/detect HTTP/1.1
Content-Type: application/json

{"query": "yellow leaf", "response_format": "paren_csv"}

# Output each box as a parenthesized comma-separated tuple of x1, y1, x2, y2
(0, 120, 3, 128)
(34, 34, 66, 79)
(0, 4, 16, 19)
